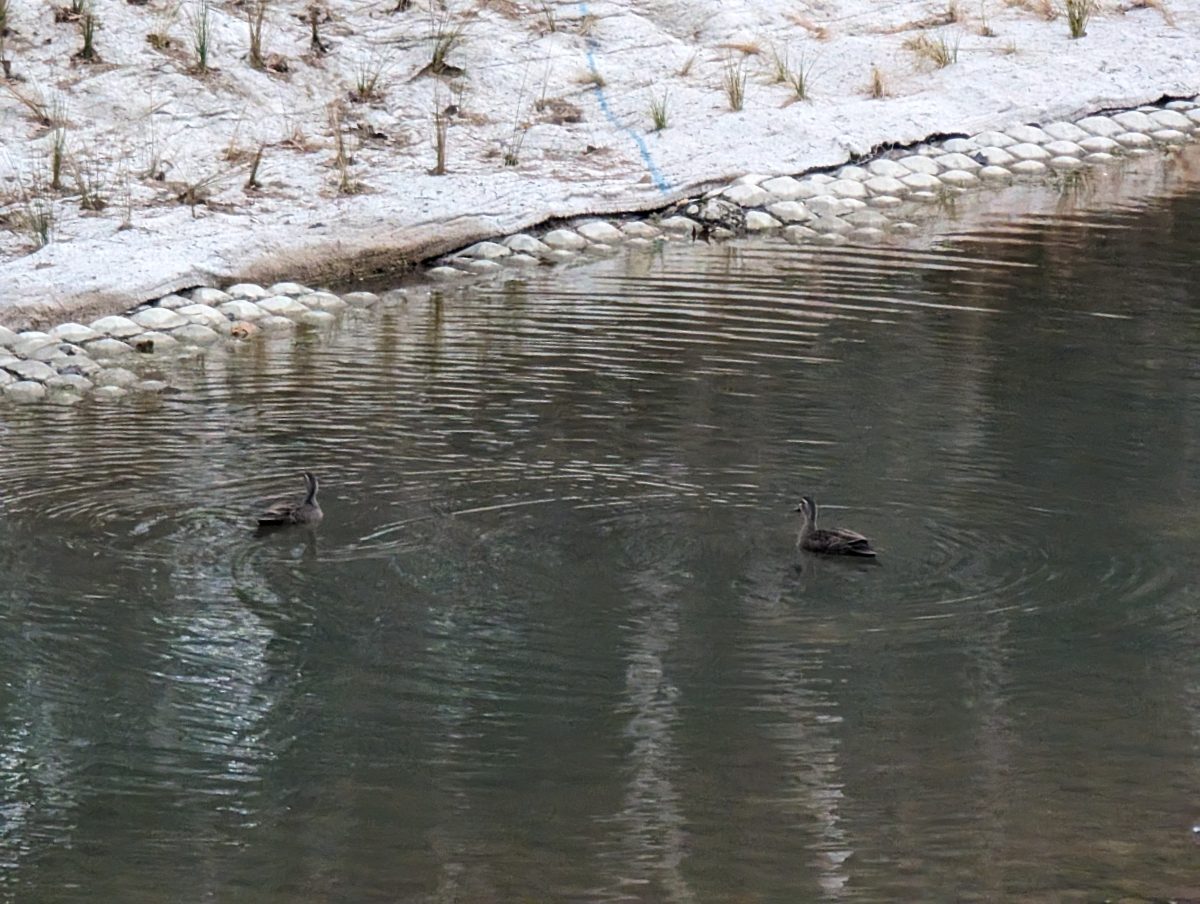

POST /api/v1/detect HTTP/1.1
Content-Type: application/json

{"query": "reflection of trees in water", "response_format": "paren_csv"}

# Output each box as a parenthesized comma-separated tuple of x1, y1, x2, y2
(742, 575, 853, 901)
(603, 568, 695, 904)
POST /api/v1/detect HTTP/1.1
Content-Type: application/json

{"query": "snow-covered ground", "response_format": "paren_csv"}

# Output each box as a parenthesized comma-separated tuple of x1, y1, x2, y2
(0, 0, 1197, 327)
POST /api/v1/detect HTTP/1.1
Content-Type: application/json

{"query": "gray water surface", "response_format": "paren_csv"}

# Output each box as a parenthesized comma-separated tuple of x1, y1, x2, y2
(2, 165, 1200, 902)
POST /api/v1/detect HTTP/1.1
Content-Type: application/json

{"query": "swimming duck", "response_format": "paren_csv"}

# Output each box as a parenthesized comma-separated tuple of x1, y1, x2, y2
(795, 496, 875, 557)
(257, 472, 323, 527)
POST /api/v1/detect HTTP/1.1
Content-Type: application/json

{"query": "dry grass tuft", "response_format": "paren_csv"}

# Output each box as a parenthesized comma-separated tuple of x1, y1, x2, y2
(867, 64, 888, 98)
(903, 31, 960, 68)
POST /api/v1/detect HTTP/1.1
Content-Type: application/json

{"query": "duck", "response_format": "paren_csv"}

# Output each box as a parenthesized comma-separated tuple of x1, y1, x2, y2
(795, 496, 875, 557)
(257, 472, 323, 527)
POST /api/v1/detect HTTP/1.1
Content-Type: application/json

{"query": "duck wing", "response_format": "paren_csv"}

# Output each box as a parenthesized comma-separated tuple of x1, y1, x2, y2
(257, 499, 298, 525)
(829, 528, 876, 556)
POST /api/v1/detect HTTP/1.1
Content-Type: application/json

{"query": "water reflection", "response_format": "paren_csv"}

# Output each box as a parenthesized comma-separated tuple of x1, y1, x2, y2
(2, 146, 1200, 902)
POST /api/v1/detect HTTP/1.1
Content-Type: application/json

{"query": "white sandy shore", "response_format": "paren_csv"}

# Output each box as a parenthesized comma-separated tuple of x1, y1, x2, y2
(0, 0, 1197, 327)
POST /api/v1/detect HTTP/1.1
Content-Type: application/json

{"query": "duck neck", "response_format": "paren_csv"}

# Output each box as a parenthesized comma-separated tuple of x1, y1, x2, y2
(304, 478, 318, 506)
(797, 507, 815, 542)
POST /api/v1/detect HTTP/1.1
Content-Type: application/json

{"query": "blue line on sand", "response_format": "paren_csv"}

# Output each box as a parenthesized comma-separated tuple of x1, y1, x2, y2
(578, 2, 671, 194)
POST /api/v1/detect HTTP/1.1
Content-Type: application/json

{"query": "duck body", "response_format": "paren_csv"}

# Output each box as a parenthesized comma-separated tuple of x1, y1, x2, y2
(257, 472, 323, 527)
(795, 496, 875, 557)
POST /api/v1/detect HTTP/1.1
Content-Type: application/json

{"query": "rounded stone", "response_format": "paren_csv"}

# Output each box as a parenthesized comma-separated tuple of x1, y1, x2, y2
(1079, 135, 1120, 154)
(934, 152, 981, 171)
(83, 337, 135, 358)
(890, 222, 920, 235)
(218, 299, 267, 321)
(583, 243, 619, 257)
(46, 374, 94, 393)
(0, 326, 18, 348)
(188, 287, 232, 305)
(4, 359, 55, 382)
(172, 324, 220, 345)
(826, 179, 869, 200)
(722, 183, 770, 208)
(897, 155, 940, 176)
(849, 227, 886, 242)
(132, 379, 169, 393)
(1076, 116, 1123, 137)
(92, 386, 127, 402)
(541, 229, 588, 251)
(4, 380, 46, 402)
(760, 175, 806, 200)
(1005, 124, 1052, 144)
(132, 307, 189, 330)
(939, 169, 978, 187)
(941, 138, 978, 154)
(298, 310, 337, 328)
(972, 130, 1015, 147)
(1112, 110, 1157, 132)
(732, 172, 769, 186)
(258, 315, 297, 334)
(298, 292, 349, 312)
(621, 221, 661, 239)
(13, 335, 57, 358)
(744, 210, 781, 231)
(175, 304, 228, 328)
(576, 221, 624, 244)
(1151, 129, 1188, 144)
(1043, 121, 1090, 142)
(56, 356, 101, 377)
(1010, 160, 1048, 175)
(863, 160, 907, 180)
(813, 232, 847, 246)
(845, 209, 889, 228)
(342, 292, 380, 306)
(836, 165, 871, 181)
(460, 259, 503, 274)
(0, 369, 13, 386)
(1084, 152, 1118, 165)
(977, 147, 1015, 166)
(862, 175, 907, 197)
(812, 215, 852, 234)
(979, 165, 1013, 181)
(807, 195, 851, 217)
(1187, 109, 1200, 126)
(765, 201, 812, 223)
(544, 250, 577, 264)
(460, 241, 511, 259)
(131, 331, 180, 353)
(30, 342, 81, 362)
(658, 216, 700, 234)
(95, 367, 139, 388)
(1007, 142, 1051, 161)
(782, 225, 818, 242)
(869, 195, 903, 209)
(901, 172, 943, 191)
(267, 282, 312, 296)
(1049, 156, 1083, 170)
(156, 294, 190, 309)
(1044, 140, 1085, 157)
(503, 234, 552, 255)
(505, 253, 539, 267)
(48, 322, 100, 343)
(258, 295, 310, 317)
(1114, 131, 1154, 149)
(89, 315, 143, 339)
(225, 283, 269, 300)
